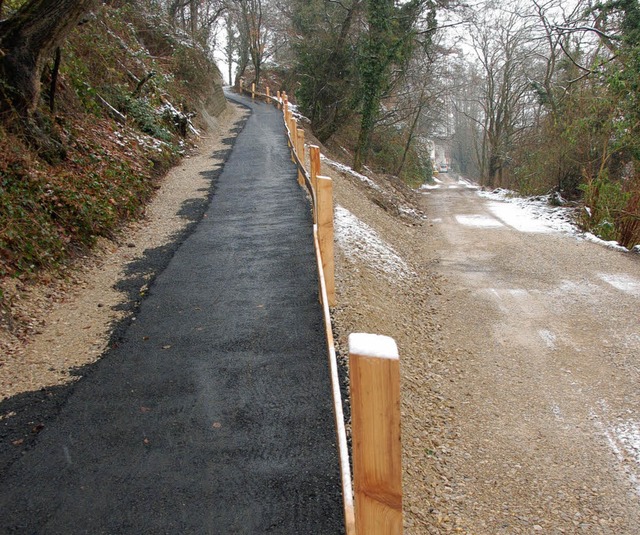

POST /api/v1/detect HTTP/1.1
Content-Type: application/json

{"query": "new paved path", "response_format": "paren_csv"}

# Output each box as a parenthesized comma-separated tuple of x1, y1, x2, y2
(0, 93, 344, 534)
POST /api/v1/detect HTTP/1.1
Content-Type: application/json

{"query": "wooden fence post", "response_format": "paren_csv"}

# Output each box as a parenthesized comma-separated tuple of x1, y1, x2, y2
(276, 90, 281, 109)
(266, 86, 270, 99)
(348, 333, 403, 535)
(309, 145, 320, 194)
(297, 128, 305, 186)
(251, 82, 255, 100)
(289, 115, 297, 163)
(317, 175, 335, 306)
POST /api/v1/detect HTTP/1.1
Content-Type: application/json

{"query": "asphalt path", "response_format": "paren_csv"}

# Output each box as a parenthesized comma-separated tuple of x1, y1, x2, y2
(0, 93, 344, 534)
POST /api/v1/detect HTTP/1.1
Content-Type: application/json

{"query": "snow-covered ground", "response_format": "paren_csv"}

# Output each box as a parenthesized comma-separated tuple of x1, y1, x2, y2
(592, 402, 640, 497)
(320, 155, 383, 192)
(334, 205, 414, 282)
(423, 178, 639, 253)
(479, 189, 577, 234)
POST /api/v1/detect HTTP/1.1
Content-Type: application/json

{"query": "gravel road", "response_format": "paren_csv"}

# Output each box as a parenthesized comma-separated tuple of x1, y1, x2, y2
(323, 155, 640, 533)
(421, 175, 640, 533)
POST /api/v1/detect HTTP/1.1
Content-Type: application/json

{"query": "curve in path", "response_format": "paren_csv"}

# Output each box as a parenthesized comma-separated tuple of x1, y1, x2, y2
(0, 93, 344, 534)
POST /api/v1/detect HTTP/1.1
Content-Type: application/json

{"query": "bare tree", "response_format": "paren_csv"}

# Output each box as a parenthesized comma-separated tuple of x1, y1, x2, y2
(467, 6, 537, 187)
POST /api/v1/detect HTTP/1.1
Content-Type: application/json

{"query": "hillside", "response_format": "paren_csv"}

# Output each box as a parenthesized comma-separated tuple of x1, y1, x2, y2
(1, 2, 226, 355)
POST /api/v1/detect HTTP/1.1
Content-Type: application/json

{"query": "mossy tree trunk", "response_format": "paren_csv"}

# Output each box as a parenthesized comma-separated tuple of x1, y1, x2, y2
(0, 0, 98, 119)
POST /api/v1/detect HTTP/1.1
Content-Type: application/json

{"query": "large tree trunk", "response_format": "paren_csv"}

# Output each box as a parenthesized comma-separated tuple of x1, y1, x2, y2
(0, 0, 98, 119)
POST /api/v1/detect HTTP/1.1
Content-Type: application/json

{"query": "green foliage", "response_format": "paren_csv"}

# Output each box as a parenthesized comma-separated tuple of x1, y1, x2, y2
(0, 131, 157, 278)
(580, 173, 631, 242)
(368, 126, 430, 187)
(354, 0, 433, 170)
(115, 92, 173, 141)
(292, 0, 361, 142)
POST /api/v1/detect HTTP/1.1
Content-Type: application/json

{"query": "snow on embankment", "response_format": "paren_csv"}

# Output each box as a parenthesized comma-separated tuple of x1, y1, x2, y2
(334, 205, 414, 283)
(321, 155, 425, 221)
(479, 189, 639, 252)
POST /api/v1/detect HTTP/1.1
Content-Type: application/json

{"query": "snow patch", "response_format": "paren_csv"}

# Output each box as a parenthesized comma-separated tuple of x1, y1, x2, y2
(599, 273, 640, 296)
(539, 329, 557, 349)
(479, 189, 638, 251)
(348, 333, 399, 359)
(455, 214, 504, 228)
(320, 155, 383, 192)
(487, 201, 558, 233)
(334, 205, 414, 282)
(584, 233, 630, 252)
(479, 189, 577, 234)
(592, 404, 640, 496)
(551, 404, 563, 420)
(419, 176, 478, 191)
(458, 177, 480, 189)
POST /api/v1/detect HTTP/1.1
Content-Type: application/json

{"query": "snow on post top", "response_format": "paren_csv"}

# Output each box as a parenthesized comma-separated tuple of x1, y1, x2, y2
(348, 333, 399, 360)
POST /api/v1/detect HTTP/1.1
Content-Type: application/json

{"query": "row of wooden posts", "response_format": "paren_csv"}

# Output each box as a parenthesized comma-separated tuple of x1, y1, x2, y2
(242, 81, 403, 535)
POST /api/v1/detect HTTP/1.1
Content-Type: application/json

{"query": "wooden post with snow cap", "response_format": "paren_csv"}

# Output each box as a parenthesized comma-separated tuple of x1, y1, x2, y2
(316, 175, 335, 306)
(349, 333, 403, 535)
(297, 127, 305, 186)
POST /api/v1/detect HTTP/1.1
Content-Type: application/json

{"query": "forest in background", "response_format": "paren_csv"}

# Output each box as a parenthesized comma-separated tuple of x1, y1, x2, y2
(1, 0, 639, 297)
(220, 0, 640, 249)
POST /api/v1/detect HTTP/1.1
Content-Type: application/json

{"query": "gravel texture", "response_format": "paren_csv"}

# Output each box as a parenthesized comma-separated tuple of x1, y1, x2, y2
(324, 154, 640, 533)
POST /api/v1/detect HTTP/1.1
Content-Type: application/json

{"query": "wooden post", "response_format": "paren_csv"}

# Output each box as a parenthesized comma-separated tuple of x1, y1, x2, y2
(348, 333, 402, 535)
(251, 82, 255, 100)
(317, 176, 335, 306)
(276, 90, 281, 109)
(309, 145, 320, 197)
(290, 117, 297, 163)
(297, 127, 305, 186)
(283, 98, 290, 147)
(266, 86, 270, 99)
